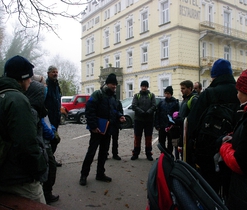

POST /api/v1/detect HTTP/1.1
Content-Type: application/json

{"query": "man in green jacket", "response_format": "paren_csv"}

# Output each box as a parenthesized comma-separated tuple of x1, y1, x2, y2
(0, 55, 48, 203)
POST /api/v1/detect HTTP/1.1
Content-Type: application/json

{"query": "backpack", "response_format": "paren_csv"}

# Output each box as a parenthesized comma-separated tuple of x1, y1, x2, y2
(146, 144, 228, 210)
(195, 89, 238, 141)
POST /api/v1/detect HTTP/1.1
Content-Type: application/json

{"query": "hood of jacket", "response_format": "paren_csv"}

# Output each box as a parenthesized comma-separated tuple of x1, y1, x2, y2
(0, 77, 22, 92)
(25, 80, 47, 118)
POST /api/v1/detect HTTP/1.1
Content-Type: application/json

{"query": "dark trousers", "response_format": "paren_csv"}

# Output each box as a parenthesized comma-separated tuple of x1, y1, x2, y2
(43, 145, 57, 196)
(111, 130, 119, 156)
(81, 132, 111, 177)
(133, 120, 153, 156)
(158, 129, 173, 153)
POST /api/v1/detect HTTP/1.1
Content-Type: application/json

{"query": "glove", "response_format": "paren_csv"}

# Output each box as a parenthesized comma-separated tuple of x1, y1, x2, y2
(53, 131, 61, 144)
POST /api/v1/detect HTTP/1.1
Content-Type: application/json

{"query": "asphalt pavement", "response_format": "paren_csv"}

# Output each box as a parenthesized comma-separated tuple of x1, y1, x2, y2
(49, 123, 161, 210)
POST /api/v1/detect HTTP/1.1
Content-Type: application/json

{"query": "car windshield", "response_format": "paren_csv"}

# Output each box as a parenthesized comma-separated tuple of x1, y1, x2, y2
(121, 97, 133, 108)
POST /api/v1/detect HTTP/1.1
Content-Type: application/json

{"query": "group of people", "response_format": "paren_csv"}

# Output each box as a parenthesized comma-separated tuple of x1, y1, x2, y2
(0, 55, 62, 204)
(1, 55, 247, 209)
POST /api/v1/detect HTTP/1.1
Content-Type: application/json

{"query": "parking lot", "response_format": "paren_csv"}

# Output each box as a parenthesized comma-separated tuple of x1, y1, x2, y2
(50, 123, 161, 210)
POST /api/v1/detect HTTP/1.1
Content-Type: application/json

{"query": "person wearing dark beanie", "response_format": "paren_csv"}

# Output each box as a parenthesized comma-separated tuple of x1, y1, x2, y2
(211, 59, 233, 78)
(79, 73, 125, 186)
(165, 86, 173, 95)
(187, 58, 240, 196)
(219, 69, 247, 209)
(131, 80, 156, 161)
(154, 85, 179, 157)
(0, 55, 48, 203)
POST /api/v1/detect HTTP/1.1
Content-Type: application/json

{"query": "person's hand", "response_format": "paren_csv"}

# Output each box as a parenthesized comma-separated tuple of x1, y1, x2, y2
(54, 131, 61, 144)
(172, 111, 179, 119)
(120, 116, 126, 122)
(92, 128, 101, 133)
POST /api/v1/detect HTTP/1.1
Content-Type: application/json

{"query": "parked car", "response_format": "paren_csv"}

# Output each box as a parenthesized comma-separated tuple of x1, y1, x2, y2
(121, 96, 165, 129)
(60, 106, 68, 125)
(62, 94, 90, 113)
(67, 108, 87, 124)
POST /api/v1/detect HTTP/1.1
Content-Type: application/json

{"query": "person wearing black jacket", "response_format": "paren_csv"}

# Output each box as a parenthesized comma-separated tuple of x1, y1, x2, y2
(79, 73, 125, 186)
(188, 59, 240, 196)
(154, 86, 179, 153)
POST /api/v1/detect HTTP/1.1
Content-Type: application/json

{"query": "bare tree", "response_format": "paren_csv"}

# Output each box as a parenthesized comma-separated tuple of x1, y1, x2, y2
(1, 0, 91, 37)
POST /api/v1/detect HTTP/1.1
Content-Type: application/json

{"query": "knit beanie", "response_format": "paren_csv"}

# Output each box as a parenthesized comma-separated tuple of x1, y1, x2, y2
(165, 86, 173, 95)
(4, 55, 34, 80)
(236, 69, 247, 95)
(211, 59, 232, 78)
(105, 73, 118, 85)
(140, 80, 149, 87)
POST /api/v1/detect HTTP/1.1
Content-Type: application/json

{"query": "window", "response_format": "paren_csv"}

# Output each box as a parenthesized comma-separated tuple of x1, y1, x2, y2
(91, 37, 94, 53)
(161, 79, 169, 93)
(126, 0, 134, 7)
(115, 25, 120, 43)
(202, 42, 207, 58)
(161, 40, 169, 58)
(105, 58, 109, 68)
(90, 62, 94, 76)
(224, 46, 231, 60)
(141, 11, 148, 32)
(126, 83, 134, 97)
(127, 18, 133, 38)
(142, 47, 148, 63)
(224, 11, 231, 35)
(240, 16, 243, 25)
(105, 30, 109, 47)
(240, 50, 243, 56)
(104, 9, 110, 20)
(86, 37, 94, 54)
(86, 64, 90, 77)
(208, 5, 213, 26)
(127, 51, 133, 66)
(115, 55, 120, 67)
(160, 1, 169, 24)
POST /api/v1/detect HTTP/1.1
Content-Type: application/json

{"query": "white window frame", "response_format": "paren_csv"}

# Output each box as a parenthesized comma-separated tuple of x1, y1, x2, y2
(86, 63, 90, 77)
(224, 45, 231, 60)
(208, 5, 213, 26)
(202, 42, 207, 58)
(105, 58, 109, 68)
(224, 11, 231, 35)
(105, 30, 109, 47)
(115, 24, 120, 43)
(115, 54, 120, 68)
(141, 11, 148, 33)
(142, 46, 148, 63)
(126, 82, 134, 98)
(161, 40, 169, 59)
(160, 0, 169, 24)
(127, 18, 133, 38)
(91, 37, 94, 53)
(90, 62, 94, 76)
(127, 50, 133, 66)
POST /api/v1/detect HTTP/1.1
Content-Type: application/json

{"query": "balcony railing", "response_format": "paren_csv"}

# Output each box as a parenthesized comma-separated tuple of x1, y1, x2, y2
(200, 56, 246, 71)
(200, 21, 247, 40)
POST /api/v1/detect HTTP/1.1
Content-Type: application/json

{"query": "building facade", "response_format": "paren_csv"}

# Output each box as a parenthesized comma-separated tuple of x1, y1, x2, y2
(80, 0, 247, 100)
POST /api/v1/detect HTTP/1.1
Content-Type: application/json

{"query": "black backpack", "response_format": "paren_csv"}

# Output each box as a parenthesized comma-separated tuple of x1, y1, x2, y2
(146, 144, 228, 210)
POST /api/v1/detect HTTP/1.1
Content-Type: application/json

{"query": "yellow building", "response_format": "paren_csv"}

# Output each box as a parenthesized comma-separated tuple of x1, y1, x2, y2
(80, 0, 247, 100)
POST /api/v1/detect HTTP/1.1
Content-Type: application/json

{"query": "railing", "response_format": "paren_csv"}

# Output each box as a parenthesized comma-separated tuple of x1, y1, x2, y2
(200, 21, 247, 40)
(200, 56, 246, 71)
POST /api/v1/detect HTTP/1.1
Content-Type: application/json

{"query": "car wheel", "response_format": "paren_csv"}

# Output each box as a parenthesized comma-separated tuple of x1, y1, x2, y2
(78, 114, 87, 124)
(60, 114, 66, 125)
(121, 116, 132, 129)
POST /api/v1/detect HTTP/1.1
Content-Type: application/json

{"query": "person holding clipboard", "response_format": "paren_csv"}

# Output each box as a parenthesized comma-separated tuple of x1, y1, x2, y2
(79, 73, 126, 186)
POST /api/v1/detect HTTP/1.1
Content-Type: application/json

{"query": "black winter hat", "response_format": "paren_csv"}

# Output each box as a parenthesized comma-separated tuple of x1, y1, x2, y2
(4, 55, 34, 80)
(140, 80, 149, 87)
(105, 73, 118, 85)
(165, 86, 173, 95)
